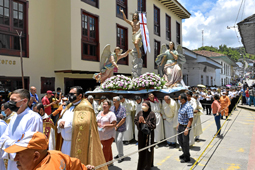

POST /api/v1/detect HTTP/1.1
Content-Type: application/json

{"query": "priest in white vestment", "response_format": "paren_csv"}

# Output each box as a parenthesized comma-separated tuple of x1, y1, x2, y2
(134, 96, 143, 142)
(0, 119, 7, 170)
(57, 88, 83, 156)
(186, 91, 196, 146)
(57, 104, 75, 155)
(162, 96, 178, 147)
(147, 93, 164, 148)
(33, 103, 56, 150)
(88, 95, 99, 115)
(192, 94, 203, 141)
(0, 89, 43, 170)
(120, 95, 135, 143)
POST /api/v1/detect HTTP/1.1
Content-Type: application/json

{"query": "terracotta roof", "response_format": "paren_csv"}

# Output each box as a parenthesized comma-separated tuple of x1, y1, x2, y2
(193, 50, 225, 57)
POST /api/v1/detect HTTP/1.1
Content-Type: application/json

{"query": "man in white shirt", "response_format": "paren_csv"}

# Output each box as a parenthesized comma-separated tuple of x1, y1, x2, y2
(0, 89, 43, 170)
(199, 89, 206, 110)
(33, 103, 56, 150)
(120, 95, 135, 144)
(162, 95, 178, 148)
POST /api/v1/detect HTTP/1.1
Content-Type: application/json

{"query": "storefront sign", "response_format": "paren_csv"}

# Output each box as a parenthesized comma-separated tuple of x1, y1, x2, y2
(0, 59, 16, 65)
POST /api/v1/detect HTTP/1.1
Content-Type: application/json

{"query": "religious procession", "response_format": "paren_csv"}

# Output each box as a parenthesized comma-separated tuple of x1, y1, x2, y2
(0, 0, 254, 170)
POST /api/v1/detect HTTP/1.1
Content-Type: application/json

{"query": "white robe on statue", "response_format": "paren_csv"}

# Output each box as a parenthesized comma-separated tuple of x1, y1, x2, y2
(42, 113, 56, 150)
(193, 100, 203, 137)
(150, 100, 164, 143)
(121, 99, 135, 141)
(0, 120, 7, 170)
(162, 99, 178, 143)
(0, 107, 43, 170)
(187, 98, 196, 146)
(134, 100, 143, 141)
(57, 105, 75, 156)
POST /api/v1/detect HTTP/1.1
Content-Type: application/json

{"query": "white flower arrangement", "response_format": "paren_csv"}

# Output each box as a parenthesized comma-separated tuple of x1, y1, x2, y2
(100, 73, 166, 90)
(132, 72, 166, 90)
(100, 75, 132, 90)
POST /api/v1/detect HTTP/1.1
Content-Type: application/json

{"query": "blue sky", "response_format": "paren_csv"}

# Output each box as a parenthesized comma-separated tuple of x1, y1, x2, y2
(180, 0, 218, 15)
(179, 0, 255, 50)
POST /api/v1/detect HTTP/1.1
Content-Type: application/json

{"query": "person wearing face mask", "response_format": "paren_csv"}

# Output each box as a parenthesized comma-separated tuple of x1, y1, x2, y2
(219, 91, 231, 119)
(56, 86, 107, 170)
(161, 95, 178, 148)
(146, 93, 164, 149)
(33, 103, 56, 150)
(0, 118, 7, 170)
(134, 101, 156, 170)
(0, 89, 43, 170)
(1, 102, 16, 124)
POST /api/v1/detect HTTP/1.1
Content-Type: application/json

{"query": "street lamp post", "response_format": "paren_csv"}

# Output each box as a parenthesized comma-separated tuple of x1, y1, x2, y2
(16, 30, 24, 89)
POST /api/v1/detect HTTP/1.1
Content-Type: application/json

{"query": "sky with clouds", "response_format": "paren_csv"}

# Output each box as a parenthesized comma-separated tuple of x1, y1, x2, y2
(179, 0, 255, 50)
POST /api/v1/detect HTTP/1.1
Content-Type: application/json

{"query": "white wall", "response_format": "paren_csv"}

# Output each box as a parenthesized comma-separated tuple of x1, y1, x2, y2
(183, 61, 216, 86)
(211, 58, 231, 86)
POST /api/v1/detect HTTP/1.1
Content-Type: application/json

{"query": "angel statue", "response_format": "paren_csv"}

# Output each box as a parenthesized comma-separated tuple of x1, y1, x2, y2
(93, 44, 132, 83)
(155, 41, 186, 88)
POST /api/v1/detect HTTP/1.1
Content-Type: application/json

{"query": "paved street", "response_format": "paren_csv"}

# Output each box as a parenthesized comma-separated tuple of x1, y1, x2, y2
(108, 108, 255, 170)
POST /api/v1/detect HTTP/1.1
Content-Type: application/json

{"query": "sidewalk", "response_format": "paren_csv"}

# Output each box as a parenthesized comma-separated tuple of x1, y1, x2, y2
(238, 104, 255, 111)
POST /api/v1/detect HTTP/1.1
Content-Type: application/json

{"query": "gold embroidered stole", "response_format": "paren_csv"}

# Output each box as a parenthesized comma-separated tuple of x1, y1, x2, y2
(70, 99, 107, 170)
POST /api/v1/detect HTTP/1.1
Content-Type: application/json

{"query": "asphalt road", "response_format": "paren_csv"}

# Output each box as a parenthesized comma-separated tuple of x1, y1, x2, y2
(108, 108, 255, 170)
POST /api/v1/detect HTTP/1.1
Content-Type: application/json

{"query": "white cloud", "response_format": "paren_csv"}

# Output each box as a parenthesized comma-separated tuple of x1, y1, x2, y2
(182, 0, 255, 50)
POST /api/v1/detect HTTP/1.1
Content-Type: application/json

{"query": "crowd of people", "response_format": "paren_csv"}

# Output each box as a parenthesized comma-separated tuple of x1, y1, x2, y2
(0, 84, 242, 170)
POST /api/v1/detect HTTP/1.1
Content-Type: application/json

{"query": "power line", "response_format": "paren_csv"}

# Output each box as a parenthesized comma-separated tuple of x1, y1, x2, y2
(241, 0, 246, 21)
(234, 0, 245, 46)
(235, 0, 244, 24)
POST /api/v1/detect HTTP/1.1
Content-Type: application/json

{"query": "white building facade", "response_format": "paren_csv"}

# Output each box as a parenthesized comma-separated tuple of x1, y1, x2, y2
(194, 51, 237, 86)
(182, 48, 222, 87)
(0, 0, 191, 102)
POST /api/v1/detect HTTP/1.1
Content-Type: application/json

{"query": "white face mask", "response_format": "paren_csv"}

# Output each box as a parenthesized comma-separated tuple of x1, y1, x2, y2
(142, 106, 148, 112)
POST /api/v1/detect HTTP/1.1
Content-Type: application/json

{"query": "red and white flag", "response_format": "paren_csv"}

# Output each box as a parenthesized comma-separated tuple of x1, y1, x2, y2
(139, 13, 150, 53)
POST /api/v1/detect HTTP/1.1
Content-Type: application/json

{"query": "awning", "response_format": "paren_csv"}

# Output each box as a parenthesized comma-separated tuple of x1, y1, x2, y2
(157, 0, 191, 19)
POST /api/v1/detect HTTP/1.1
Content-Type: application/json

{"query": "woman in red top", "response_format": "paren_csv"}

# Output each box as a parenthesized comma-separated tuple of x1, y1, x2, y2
(211, 94, 221, 137)
(245, 87, 250, 105)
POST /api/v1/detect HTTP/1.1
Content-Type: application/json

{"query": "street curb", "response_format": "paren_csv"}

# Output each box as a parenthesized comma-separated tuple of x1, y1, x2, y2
(237, 105, 255, 112)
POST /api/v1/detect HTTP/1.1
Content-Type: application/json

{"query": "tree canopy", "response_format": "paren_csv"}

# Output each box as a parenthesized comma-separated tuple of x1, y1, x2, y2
(194, 45, 255, 62)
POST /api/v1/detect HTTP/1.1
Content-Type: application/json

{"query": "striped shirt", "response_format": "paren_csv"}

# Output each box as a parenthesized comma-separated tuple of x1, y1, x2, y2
(178, 101, 194, 125)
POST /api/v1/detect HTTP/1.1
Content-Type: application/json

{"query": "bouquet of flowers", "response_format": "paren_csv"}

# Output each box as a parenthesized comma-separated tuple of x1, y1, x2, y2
(132, 72, 166, 90)
(100, 75, 132, 90)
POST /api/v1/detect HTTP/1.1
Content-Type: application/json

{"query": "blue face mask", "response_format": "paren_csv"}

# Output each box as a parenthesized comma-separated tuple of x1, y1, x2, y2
(1, 111, 6, 117)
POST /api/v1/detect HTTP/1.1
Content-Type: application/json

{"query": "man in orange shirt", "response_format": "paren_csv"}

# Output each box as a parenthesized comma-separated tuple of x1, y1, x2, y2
(219, 91, 231, 119)
(4, 131, 95, 170)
